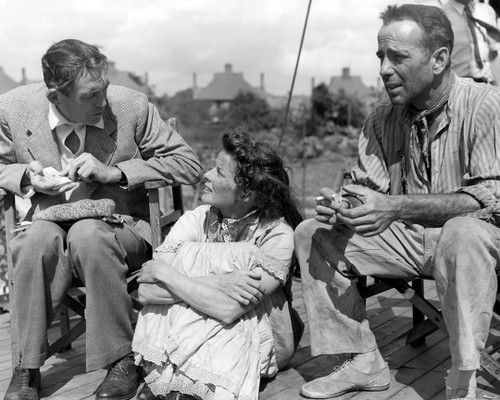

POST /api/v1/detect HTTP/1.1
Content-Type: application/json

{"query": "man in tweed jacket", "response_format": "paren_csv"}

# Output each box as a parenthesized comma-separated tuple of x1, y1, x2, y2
(0, 39, 202, 400)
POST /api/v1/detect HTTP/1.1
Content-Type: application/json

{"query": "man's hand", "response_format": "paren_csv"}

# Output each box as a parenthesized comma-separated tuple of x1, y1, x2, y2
(59, 153, 121, 183)
(26, 161, 78, 196)
(337, 184, 399, 237)
(211, 271, 264, 306)
(314, 187, 344, 225)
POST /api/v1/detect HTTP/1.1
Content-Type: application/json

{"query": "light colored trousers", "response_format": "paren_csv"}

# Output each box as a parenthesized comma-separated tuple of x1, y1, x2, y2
(295, 216, 500, 370)
(10, 218, 150, 371)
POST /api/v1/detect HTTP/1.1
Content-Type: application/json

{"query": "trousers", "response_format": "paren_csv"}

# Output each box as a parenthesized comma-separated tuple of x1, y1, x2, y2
(10, 218, 151, 371)
(295, 216, 500, 370)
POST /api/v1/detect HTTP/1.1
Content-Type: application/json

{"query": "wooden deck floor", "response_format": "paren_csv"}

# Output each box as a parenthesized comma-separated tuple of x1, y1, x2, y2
(1, 278, 500, 400)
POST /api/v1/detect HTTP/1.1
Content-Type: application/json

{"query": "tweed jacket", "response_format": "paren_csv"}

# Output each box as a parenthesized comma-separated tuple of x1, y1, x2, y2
(0, 83, 203, 243)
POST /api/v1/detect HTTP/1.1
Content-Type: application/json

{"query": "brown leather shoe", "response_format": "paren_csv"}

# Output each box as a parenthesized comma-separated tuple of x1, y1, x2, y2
(4, 367, 41, 400)
(95, 355, 140, 400)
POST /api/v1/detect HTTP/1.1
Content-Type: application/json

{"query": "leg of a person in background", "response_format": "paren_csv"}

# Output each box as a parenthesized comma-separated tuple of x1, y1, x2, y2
(295, 219, 424, 398)
(67, 218, 150, 400)
(5, 221, 73, 400)
(433, 217, 500, 400)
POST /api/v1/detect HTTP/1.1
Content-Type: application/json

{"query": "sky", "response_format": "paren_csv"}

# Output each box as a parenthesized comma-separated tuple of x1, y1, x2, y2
(0, 0, 435, 97)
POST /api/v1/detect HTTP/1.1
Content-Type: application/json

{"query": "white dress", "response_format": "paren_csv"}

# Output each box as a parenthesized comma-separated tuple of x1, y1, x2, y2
(132, 205, 295, 400)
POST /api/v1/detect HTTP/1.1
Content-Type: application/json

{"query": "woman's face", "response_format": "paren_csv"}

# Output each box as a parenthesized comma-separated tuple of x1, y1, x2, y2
(202, 150, 250, 218)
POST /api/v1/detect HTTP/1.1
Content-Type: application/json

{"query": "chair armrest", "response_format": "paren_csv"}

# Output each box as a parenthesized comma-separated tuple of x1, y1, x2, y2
(144, 181, 184, 249)
(144, 180, 168, 190)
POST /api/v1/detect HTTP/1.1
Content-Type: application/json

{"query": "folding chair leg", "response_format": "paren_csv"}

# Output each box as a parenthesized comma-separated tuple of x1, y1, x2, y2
(58, 304, 72, 352)
(411, 279, 426, 346)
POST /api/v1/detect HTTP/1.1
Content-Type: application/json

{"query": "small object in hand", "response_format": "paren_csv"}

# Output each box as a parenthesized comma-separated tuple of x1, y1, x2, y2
(42, 167, 72, 187)
(315, 194, 336, 207)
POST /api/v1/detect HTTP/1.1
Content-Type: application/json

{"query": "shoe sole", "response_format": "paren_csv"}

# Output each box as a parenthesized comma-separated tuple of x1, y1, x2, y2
(301, 383, 390, 399)
(95, 391, 138, 400)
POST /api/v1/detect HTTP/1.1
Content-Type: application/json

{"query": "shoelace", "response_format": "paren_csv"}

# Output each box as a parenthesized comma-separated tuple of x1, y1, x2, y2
(332, 359, 351, 374)
(107, 361, 129, 380)
(17, 368, 31, 387)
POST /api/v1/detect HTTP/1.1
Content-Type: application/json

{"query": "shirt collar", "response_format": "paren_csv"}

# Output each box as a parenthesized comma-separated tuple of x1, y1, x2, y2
(451, 0, 475, 14)
(48, 102, 104, 130)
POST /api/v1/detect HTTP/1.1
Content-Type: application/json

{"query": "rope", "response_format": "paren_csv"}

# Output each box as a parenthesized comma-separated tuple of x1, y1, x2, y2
(279, 0, 313, 146)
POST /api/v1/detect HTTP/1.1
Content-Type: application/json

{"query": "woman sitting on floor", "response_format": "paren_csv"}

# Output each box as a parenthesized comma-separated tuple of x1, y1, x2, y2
(132, 126, 303, 400)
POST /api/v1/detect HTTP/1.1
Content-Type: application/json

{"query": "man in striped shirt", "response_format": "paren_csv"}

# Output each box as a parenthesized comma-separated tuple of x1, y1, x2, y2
(295, 4, 500, 400)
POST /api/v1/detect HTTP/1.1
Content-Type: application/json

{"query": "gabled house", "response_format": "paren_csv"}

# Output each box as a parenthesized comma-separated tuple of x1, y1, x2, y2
(107, 62, 148, 94)
(193, 63, 266, 104)
(328, 67, 374, 99)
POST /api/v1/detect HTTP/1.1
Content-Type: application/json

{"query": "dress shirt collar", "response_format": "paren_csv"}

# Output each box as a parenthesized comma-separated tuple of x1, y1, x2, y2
(450, 0, 478, 15)
(48, 102, 104, 131)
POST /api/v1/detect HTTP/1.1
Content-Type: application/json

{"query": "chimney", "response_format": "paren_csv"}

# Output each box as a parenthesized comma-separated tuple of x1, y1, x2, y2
(311, 77, 315, 92)
(224, 63, 232, 73)
(260, 73, 264, 90)
(193, 73, 197, 90)
(342, 67, 350, 79)
(21, 68, 27, 85)
(144, 71, 149, 87)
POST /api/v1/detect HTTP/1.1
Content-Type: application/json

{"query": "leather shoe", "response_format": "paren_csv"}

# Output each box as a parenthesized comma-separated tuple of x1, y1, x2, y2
(95, 355, 140, 400)
(4, 367, 41, 400)
(301, 359, 390, 398)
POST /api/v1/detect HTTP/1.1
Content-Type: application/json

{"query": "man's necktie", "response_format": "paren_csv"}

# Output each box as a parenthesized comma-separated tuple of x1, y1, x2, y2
(465, 4, 484, 69)
(414, 117, 430, 178)
(64, 129, 80, 154)
(465, 5, 500, 43)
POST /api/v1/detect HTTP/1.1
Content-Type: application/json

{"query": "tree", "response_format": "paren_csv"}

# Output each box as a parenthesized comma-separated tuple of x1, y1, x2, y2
(151, 88, 211, 127)
(223, 91, 275, 129)
(331, 90, 366, 128)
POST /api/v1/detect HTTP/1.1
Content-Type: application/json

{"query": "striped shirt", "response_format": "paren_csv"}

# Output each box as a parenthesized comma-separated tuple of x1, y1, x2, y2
(352, 73, 500, 225)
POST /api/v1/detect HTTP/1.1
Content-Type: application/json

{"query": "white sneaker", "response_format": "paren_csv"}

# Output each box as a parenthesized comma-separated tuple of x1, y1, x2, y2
(301, 358, 390, 399)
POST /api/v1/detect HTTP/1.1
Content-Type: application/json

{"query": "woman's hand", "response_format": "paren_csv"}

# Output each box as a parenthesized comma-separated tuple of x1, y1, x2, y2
(211, 271, 264, 306)
(137, 259, 167, 284)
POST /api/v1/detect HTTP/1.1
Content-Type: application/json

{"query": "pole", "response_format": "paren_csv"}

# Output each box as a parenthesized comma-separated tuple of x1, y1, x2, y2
(279, 0, 313, 146)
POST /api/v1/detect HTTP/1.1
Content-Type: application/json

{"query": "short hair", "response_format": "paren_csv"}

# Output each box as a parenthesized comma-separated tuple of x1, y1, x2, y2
(380, 4, 454, 57)
(221, 125, 303, 230)
(41, 39, 108, 96)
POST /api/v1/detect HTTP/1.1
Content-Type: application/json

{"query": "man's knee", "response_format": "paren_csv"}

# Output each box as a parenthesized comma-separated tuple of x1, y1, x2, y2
(294, 219, 320, 247)
(67, 219, 121, 253)
(11, 220, 65, 256)
(439, 217, 493, 252)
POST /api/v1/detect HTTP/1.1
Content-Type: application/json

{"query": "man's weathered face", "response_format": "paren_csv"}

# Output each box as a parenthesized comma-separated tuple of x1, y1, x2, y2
(377, 19, 435, 109)
(53, 72, 109, 125)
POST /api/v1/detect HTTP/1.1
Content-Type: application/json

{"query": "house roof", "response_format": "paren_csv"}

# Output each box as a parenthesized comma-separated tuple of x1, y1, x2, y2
(0, 67, 20, 94)
(328, 67, 373, 99)
(194, 64, 265, 101)
(108, 62, 147, 94)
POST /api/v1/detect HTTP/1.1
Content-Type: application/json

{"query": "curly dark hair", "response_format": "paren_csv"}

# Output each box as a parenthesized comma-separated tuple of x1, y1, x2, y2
(221, 125, 303, 230)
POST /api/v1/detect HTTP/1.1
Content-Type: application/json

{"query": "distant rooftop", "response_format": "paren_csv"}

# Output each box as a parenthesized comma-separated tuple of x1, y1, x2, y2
(107, 62, 148, 94)
(329, 67, 374, 99)
(194, 63, 266, 102)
